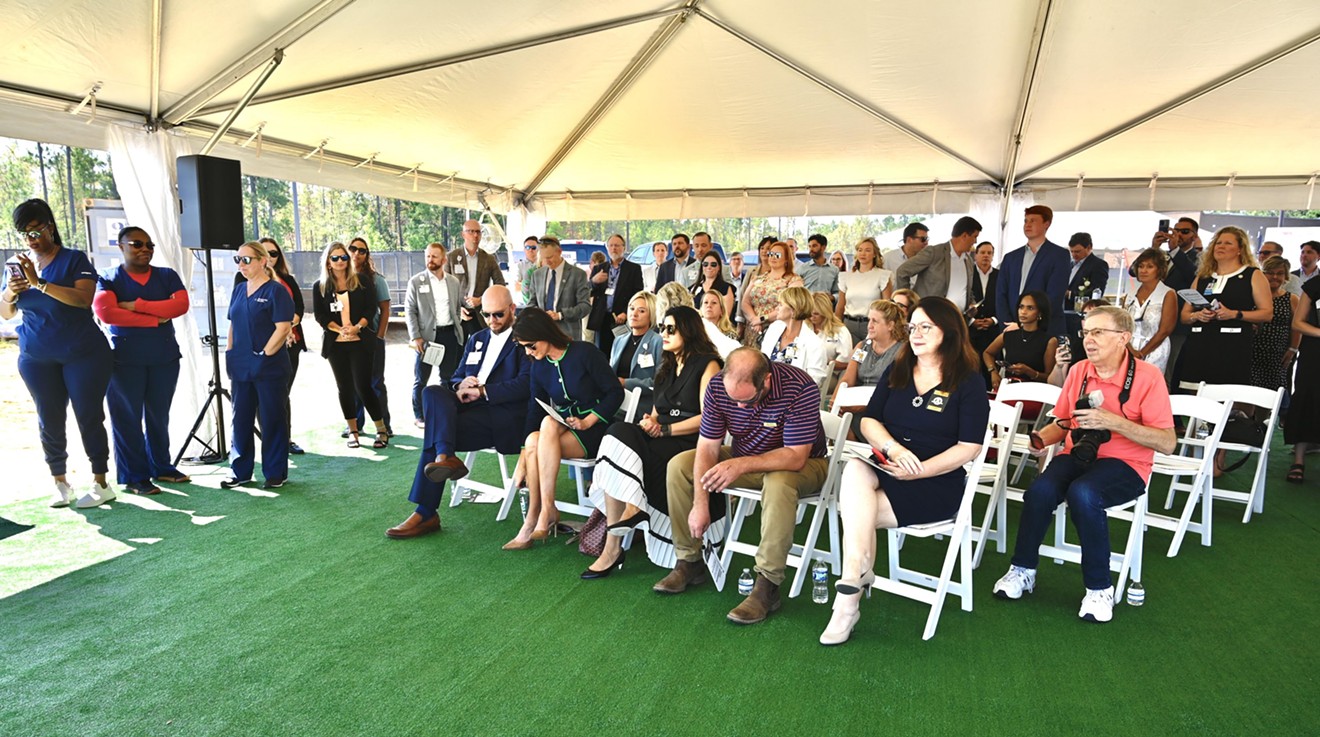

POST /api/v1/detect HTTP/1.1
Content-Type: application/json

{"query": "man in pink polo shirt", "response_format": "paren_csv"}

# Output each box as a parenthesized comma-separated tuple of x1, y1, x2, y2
(993, 306, 1176, 623)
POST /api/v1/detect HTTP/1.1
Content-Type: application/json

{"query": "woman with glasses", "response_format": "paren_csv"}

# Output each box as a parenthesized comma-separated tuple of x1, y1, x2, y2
(313, 242, 390, 449)
(760, 286, 829, 385)
(890, 288, 918, 324)
(244, 237, 309, 455)
(821, 297, 988, 646)
(92, 226, 192, 496)
(740, 241, 804, 347)
(504, 308, 624, 550)
(1121, 248, 1176, 372)
(223, 242, 294, 490)
(583, 306, 723, 577)
(835, 237, 893, 344)
(1251, 256, 1297, 393)
(982, 291, 1057, 393)
(689, 250, 735, 320)
(830, 250, 849, 272)
(2, 199, 116, 508)
(610, 292, 664, 405)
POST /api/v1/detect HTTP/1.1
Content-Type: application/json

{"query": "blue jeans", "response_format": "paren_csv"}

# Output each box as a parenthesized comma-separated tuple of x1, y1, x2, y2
(1011, 454, 1145, 590)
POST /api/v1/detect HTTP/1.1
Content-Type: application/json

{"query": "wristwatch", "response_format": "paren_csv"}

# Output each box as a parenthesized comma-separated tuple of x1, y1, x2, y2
(37, 278, 48, 293)
(1236, 310, 1243, 321)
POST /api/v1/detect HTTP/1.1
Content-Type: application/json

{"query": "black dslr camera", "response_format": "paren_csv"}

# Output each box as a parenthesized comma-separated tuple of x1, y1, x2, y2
(1069, 391, 1110, 466)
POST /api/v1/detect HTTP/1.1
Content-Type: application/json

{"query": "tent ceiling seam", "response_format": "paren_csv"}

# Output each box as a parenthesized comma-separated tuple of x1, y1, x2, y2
(999, 0, 1054, 214)
(693, 7, 999, 185)
(192, 6, 688, 117)
(520, 0, 704, 201)
(1014, 24, 1320, 184)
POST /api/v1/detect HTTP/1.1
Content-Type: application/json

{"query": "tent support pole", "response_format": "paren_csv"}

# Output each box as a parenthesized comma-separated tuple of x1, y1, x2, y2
(149, 0, 163, 122)
(999, 0, 1055, 232)
(199, 51, 284, 156)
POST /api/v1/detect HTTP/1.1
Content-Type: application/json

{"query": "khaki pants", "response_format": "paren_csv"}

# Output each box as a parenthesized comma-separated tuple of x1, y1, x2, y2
(666, 447, 829, 585)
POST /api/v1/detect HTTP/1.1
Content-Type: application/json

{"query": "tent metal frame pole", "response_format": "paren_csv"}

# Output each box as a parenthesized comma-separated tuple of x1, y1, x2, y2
(1014, 24, 1320, 185)
(522, 0, 703, 200)
(193, 6, 687, 117)
(162, 0, 357, 125)
(694, 7, 998, 185)
(199, 51, 285, 156)
(149, 0, 163, 121)
(998, 0, 1055, 230)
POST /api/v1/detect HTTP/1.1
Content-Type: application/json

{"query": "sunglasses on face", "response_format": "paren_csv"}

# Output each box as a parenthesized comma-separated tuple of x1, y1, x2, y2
(525, 245, 537, 251)
(18, 223, 51, 240)
(703, 261, 719, 268)
(767, 253, 784, 260)
(123, 239, 155, 250)
(518, 341, 537, 350)
(267, 250, 280, 258)
(481, 309, 508, 319)
(348, 246, 368, 254)
(234, 255, 258, 265)
(915, 236, 929, 243)
(1173, 228, 1194, 235)
(329, 255, 350, 263)
(659, 324, 679, 336)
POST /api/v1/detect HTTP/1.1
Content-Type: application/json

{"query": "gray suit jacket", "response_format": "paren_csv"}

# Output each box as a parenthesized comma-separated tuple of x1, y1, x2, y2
(528, 263, 592, 339)
(404, 270, 465, 344)
(894, 241, 972, 305)
(608, 328, 664, 402)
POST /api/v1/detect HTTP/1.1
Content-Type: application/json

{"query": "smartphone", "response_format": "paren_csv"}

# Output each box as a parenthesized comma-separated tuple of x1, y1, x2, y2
(1057, 335, 1072, 362)
(5, 262, 22, 280)
(871, 448, 888, 465)
(1158, 218, 1170, 233)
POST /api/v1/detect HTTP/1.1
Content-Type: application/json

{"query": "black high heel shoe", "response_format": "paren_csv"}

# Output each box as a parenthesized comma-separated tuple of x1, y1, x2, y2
(580, 550, 626, 580)
(607, 510, 651, 537)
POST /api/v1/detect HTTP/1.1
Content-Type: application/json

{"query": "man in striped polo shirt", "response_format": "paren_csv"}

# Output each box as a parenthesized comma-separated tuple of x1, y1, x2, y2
(657, 347, 828, 624)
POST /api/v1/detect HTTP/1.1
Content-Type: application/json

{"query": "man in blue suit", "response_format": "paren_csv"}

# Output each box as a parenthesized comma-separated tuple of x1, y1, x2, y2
(996, 205, 1070, 335)
(386, 285, 531, 539)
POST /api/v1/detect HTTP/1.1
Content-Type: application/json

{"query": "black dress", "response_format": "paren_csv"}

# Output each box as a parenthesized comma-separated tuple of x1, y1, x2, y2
(1176, 266, 1259, 387)
(860, 367, 990, 526)
(589, 352, 724, 567)
(1285, 279, 1320, 445)
(1001, 328, 1050, 380)
(1251, 293, 1292, 390)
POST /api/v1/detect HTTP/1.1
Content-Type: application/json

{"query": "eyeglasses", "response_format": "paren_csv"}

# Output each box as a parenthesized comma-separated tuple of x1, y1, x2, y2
(906, 322, 937, 336)
(659, 324, 679, 336)
(766, 253, 784, 260)
(123, 239, 155, 250)
(1173, 228, 1194, 235)
(1080, 328, 1126, 339)
(233, 255, 258, 265)
(481, 309, 508, 319)
(525, 245, 537, 251)
(518, 341, 537, 350)
(267, 250, 280, 258)
(329, 254, 350, 263)
(348, 246, 368, 254)
(17, 224, 50, 240)
(463, 228, 481, 234)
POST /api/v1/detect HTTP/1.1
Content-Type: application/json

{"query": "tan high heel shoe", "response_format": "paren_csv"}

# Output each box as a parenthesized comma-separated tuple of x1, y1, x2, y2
(819, 592, 863, 646)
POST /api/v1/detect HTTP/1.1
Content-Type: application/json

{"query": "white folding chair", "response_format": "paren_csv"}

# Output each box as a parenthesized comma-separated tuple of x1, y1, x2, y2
(1194, 382, 1284, 522)
(829, 382, 876, 417)
(971, 400, 1024, 568)
(1038, 466, 1148, 605)
(1141, 395, 1230, 556)
(717, 411, 850, 598)
(993, 381, 1062, 487)
(557, 387, 644, 518)
(452, 448, 516, 513)
(868, 425, 993, 640)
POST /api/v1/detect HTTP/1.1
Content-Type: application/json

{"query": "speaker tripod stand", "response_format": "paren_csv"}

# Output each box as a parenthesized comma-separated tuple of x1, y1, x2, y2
(174, 246, 246, 465)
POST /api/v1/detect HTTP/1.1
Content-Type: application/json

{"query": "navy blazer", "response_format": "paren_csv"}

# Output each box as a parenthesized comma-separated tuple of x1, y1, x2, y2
(451, 327, 532, 453)
(525, 341, 625, 437)
(1066, 254, 1110, 300)
(996, 240, 1070, 335)
(608, 328, 663, 401)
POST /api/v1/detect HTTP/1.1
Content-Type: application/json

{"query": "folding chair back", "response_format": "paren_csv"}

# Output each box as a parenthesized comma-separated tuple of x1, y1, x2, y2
(830, 382, 876, 416)
(1194, 382, 1284, 522)
(1143, 395, 1231, 556)
(558, 386, 644, 518)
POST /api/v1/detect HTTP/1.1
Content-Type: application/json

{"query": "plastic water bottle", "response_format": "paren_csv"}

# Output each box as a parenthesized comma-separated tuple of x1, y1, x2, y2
(518, 488, 529, 520)
(1127, 580, 1145, 607)
(737, 568, 754, 596)
(811, 560, 829, 604)
(1195, 423, 1210, 442)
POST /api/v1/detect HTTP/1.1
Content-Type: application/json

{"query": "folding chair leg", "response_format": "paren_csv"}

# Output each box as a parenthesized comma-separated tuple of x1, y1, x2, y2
(496, 481, 518, 522)
(921, 525, 966, 641)
(827, 499, 842, 576)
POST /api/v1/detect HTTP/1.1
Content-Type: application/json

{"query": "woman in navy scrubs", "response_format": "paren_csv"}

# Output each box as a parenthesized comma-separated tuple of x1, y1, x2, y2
(502, 308, 624, 550)
(92, 226, 191, 495)
(224, 241, 293, 489)
(2, 199, 115, 509)
(820, 297, 989, 646)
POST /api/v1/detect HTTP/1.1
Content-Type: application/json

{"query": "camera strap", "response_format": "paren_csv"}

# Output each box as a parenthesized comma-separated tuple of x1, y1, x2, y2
(1076, 351, 1137, 412)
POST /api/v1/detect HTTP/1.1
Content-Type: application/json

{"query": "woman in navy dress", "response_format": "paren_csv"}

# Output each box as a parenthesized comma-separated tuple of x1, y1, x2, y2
(503, 308, 624, 550)
(2, 199, 115, 509)
(224, 241, 293, 489)
(92, 226, 191, 495)
(820, 297, 989, 646)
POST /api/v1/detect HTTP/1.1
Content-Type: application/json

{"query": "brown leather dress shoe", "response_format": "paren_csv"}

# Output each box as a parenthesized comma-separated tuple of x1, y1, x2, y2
(386, 513, 441, 539)
(652, 560, 709, 594)
(424, 456, 470, 484)
(727, 575, 782, 625)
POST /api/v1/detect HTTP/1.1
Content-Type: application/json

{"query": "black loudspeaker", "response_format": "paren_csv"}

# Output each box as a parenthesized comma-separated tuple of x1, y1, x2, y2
(177, 154, 245, 250)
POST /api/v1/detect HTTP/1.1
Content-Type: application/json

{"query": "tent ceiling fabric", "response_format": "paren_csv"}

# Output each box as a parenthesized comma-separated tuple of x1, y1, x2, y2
(0, 0, 1318, 220)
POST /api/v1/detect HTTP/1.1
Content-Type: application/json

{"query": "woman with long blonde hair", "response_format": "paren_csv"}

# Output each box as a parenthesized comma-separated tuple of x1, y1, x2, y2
(835, 237, 893, 343)
(313, 242, 390, 449)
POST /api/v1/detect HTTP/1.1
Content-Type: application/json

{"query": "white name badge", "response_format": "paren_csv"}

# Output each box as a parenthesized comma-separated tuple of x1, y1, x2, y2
(466, 351, 483, 365)
(637, 352, 655, 368)
(419, 285, 430, 294)
(605, 287, 615, 296)
(1190, 326, 1202, 333)
(1221, 327, 1242, 334)
(453, 264, 465, 275)
(330, 300, 342, 313)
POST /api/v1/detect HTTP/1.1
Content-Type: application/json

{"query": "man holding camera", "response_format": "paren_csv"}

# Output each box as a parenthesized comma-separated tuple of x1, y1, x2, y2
(992, 306, 1175, 623)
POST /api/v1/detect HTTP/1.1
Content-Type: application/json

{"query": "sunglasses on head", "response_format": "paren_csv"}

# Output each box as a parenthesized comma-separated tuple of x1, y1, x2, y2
(329, 254, 350, 263)
(658, 324, 678, 336)
(234, 255, 258, 265)
(123, 239, 155, 250)
(481, 309, 508, 319)
(348, 246, 368, 254)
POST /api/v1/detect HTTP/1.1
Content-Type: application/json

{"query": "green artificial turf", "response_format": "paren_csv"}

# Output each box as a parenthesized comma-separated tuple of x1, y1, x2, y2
(1, 427, 1317, 737)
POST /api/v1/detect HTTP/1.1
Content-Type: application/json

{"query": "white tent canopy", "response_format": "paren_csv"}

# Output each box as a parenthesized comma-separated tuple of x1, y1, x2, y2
(2, 0, 1319, 221)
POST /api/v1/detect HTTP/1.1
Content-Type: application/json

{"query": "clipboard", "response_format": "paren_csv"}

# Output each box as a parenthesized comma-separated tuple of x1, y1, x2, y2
(612, 324, 631, 338)
(422, 342, 446, 366)
(535, 398, 571, 428)
(1176, 289, 1211, 309)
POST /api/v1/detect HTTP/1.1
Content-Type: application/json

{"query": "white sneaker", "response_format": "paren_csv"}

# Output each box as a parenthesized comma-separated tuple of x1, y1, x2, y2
(50, 481, 76, 508)
(993, 565, 1037, 600)
(75, 482, 117, 509)
(1079, 586, 1115, 623)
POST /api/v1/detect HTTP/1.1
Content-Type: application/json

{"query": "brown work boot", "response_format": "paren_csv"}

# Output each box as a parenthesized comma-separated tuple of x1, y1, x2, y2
(652, 560, 709, 594)
(727, 575, 781, 625)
